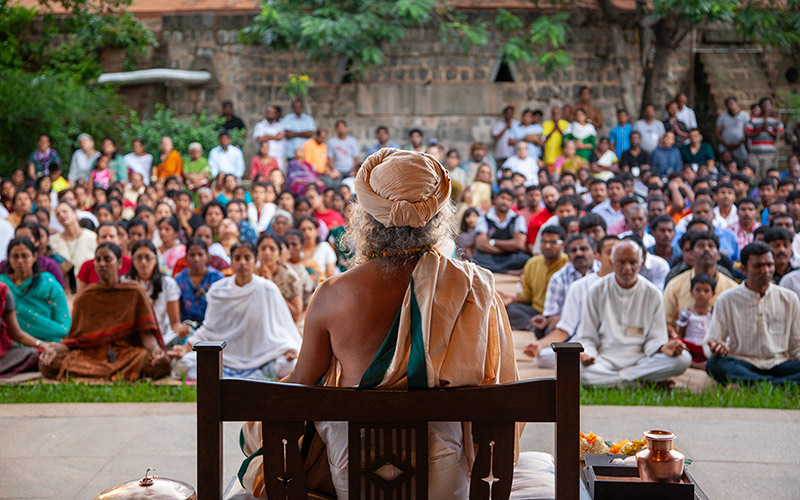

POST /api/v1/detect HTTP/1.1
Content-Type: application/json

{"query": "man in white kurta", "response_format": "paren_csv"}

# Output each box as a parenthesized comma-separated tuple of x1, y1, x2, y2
(704, 241, 800, 384)
(577, 240, 691, 386)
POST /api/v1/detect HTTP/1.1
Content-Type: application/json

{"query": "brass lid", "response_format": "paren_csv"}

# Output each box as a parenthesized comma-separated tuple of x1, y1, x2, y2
(95, 468, 196, 500)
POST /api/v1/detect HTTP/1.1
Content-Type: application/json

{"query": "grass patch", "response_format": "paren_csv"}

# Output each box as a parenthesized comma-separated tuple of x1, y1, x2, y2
(2, 380, 799, 408)
(0, 381, 197, 403)
(581, 381, 800, 410)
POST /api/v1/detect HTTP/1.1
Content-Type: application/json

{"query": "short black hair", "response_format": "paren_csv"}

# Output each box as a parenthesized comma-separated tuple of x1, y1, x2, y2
(690, 231, 720, 250)
(597, 235, 619, 253)
(620, 196, 639, 207)
(713, 182, 735, 193)
(764, 227, 793, 244)
(202, 201, 227, 220)
(770, 212, 794, 226)
(559, 215, 579, 233)
(556, 194, 583, 212)
(736, 197, 758, 210)
(579, 213, 606, 232)
(649, 214, 675, 232)
(541, 224, 566, 240)
(408, 128, 423, 137)
(778, 178, 796, 189)
(566, 232, 596, 251)
(606, 177, 624, 188)
(741, 240, 773, 267)
(759, 177, 777, 188)
(686, 217, 712, 232)
(691, 273, 717, 292)
(589, 178, 606, 188)
(787, 190, 800, 204)
(495, 188, 516, 200)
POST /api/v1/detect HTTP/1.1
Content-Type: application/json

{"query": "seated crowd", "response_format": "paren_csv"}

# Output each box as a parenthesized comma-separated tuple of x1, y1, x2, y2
(0, 90, 798, 389)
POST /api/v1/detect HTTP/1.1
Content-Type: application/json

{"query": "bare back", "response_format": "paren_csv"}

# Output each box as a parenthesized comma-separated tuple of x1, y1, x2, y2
(286, 257, 419, 387)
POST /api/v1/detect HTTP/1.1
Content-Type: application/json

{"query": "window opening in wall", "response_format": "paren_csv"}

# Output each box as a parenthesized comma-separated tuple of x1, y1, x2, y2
(493, 58, 515, 83)
(339, 58, 358, 84)
(786, 67, 798, 84)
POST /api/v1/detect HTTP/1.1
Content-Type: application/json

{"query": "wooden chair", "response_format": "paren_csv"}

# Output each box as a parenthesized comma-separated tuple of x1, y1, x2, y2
(194, 341, 584, 500)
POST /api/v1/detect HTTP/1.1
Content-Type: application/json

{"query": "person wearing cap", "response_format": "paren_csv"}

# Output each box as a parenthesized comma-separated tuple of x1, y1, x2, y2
(238, 148, 518, 499)
(68, 133, 100, 184)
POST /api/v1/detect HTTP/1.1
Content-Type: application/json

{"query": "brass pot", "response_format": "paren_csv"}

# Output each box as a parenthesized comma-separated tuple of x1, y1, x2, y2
(636, 430, 685, 483)
(95, 468, 196, 500)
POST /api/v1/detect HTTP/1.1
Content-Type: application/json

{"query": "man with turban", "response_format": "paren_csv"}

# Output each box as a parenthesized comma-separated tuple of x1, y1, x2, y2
(237, 148, 520, 498)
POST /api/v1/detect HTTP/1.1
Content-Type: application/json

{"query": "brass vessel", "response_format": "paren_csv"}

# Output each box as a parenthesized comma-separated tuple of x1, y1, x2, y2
(95, 468, 196, 500)
(636, 430, 685, 483)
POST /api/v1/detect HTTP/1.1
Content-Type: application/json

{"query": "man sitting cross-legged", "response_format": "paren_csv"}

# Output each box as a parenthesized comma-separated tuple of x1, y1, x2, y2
(471, 188, 530, 273)
(237, 149, 519, 499)
(525, 235, 619, 368)
(501, 225, 568, 330)
(576, 239, 691, 386)
(704, 241, 800, 385)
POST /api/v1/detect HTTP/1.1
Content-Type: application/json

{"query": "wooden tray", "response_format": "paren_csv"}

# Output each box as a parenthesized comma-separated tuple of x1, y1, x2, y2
(582, 454, 708, 500)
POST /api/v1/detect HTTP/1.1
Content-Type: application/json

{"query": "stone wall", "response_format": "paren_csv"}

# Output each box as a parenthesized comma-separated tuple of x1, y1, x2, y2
(126, 11, 696, 160)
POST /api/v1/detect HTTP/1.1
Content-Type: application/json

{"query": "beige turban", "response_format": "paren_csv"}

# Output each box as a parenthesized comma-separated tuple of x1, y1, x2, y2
(355, 148, 452, 228)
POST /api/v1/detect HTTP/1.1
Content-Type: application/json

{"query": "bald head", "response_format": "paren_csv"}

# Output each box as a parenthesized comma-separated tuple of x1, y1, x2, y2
(611, 239, 643, 288)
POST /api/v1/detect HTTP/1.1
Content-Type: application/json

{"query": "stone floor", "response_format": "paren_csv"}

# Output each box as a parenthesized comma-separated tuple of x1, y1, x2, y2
(1, 402, 798, 499)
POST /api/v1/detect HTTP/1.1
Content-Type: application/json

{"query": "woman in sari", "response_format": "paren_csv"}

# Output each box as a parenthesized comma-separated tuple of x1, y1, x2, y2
(157, 216, 185, 275)
(0, 238, 70, 343)
(286, 147, 324, 196)
(171, 241, 301, 380)
(256, 233, 304, 323)
(155, 136, 183, 182)
(564, 108, 597, 161)
(39, 243, 170, 380)
(0, 277, 58, 378)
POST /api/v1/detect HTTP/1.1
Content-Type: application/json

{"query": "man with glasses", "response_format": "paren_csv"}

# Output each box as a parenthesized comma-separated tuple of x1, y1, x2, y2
(501, 225, 568, 330)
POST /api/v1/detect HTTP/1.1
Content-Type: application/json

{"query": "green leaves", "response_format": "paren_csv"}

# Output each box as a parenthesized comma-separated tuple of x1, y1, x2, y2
(529, 12, 569, 48)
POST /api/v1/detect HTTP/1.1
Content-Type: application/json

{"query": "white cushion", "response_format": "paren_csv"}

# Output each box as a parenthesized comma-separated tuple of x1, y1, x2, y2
(509, 451, 556, 500)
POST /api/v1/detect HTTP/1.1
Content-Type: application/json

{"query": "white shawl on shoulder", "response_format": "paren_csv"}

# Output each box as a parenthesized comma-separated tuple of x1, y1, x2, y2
(192, 275, 301, 370)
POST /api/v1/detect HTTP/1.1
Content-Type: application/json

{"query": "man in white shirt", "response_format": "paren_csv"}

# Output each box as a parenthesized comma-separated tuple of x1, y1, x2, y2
(492, 105, 519, 163)
(501, 142, 540, 186)
(252, 105, 286, 171)
(633, 105, 666, 155)
(716, 96, 750, 165)
(675, 92, 698, 130)
(525, 235, 619, 368)
(705, 241, 800, 384)
(577, 239, 691, 386)
(327, 120, 360, 179)
(208, 132, 245, 179)
(280, 99, 315, 160)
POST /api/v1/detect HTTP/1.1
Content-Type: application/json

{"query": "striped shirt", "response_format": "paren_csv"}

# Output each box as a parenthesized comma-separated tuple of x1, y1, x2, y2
(542, 260, 601, 317)
(744, 114, 784, 154)
(703, 284, 800, 370)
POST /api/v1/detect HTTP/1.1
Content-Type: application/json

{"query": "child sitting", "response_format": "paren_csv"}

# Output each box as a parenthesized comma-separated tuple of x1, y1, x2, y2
(676, 274, 715, 367)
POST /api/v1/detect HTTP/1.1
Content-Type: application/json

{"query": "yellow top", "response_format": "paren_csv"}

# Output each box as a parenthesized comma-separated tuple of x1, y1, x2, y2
(302, 138, 329, 175)
(663, 268, 738, 327)
(520, 253, 569, 312)
(542, 119, 570, 165)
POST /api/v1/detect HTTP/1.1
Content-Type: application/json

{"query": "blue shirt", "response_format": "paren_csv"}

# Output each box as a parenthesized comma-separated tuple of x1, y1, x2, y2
(280, 113, 316, 159)
(175, 267, 225, 322)
(608, 123, 632, 156)
(651, 146, 682, 177)
(365, 140, 400, 158)
(511, 123, 544, 159)
(591, 199, 624, 228)
(673, 226, 741, 263)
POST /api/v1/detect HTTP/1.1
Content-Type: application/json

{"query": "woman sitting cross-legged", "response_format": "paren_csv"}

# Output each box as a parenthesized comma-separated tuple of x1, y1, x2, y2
(0, 277, 60, 378)
(39, 243, 170, 380)
(0, 238, 70, 344)
(174, 238, 225, 325)
(171, 241, 301, 380)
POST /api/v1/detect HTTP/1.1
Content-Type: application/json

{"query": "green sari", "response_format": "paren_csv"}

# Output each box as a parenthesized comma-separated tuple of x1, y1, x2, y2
(0, 273, 71, 342)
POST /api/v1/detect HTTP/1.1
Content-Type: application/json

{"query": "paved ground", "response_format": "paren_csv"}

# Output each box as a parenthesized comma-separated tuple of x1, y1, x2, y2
(1, 402, 798, 499)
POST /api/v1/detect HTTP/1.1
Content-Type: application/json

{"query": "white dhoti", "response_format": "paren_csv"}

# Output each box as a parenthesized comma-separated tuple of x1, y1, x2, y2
(535, 347, 556, 369)
(580, 351, 692, 386)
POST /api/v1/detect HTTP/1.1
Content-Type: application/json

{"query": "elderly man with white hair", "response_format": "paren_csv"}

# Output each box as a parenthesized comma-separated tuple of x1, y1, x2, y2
(576, 238, 691, 386)
(501, 141, 540, 186)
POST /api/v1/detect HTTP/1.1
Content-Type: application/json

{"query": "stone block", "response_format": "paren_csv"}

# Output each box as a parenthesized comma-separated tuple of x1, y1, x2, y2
(446, 69, 457, 80)
(461, 70, 469, 81)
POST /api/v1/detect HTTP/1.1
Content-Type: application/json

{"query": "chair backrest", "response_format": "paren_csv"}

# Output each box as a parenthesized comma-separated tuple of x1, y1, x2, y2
(194, 342, 583, 500)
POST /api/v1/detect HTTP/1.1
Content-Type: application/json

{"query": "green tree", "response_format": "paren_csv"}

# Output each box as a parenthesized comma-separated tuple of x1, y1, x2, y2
(240, 0, 571, 80)
(243, 0, 800, 114)
(0, 0, 156, 81)
(118, 105, 245, 162)
(0, 71, 125, 175)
